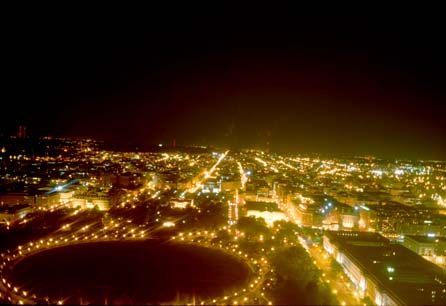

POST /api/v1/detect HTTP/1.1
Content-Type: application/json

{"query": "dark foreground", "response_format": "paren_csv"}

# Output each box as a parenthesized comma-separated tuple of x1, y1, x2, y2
(8, 240, 251, 304)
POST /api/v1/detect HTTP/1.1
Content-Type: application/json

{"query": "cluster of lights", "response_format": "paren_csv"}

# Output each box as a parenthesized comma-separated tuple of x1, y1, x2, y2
(0, 223, 276, 305)
(187, 151, 229, 194)
(1, 199, 278, 305)
(311, 245, 364, 305)
(0, 215, 149, 304)
(171, 227, 275, 305)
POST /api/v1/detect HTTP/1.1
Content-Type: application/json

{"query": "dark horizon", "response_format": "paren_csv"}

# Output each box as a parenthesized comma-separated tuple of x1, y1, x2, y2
(3, 11, 445, 160)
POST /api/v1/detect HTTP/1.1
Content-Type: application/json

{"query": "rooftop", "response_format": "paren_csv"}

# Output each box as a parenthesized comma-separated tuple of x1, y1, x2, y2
(405, 235, 446, 244)
(326, 231, 446, 305)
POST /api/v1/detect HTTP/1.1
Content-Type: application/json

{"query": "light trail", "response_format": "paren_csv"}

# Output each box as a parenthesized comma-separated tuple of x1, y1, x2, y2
(207, 150, 229, 178)
(278, 160, 297, 170)
(255, 157, 267, 167)
(187, 150, 229, 193)
(155, 153, 170, 163)
(237, 161, 248, 190)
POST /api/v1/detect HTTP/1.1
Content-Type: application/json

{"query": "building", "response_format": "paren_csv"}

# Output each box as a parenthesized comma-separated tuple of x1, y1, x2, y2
(403, 235, 446, 257)
(170, 199, 193, 209)
(228, 200, 239, 225)
(323, 202, 359, 231)
(221, 180, 241, 193)
(201, 178, 221, 194)
(72, 190, 110, 211)
(402, 235, 446, 268)
(244, 201, 288, 227)
(115, 173, 144, 189)
(324, 231, 446, 306)
(35, 190, 74, 209)
(295, 202, 321, 227)
(357, 202, 446, 237)
(0, 204, 33, 224)
(0, 192, 34, 206)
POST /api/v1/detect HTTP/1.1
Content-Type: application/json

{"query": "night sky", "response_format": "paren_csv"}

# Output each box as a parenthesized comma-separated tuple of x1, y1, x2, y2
(3, 10, 445, 159)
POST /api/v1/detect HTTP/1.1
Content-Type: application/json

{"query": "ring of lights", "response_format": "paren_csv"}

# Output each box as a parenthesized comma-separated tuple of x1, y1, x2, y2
(0, 225, 273, 305)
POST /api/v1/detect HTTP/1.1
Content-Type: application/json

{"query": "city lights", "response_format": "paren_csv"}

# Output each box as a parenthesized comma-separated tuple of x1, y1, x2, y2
(0, 138, 445, 305)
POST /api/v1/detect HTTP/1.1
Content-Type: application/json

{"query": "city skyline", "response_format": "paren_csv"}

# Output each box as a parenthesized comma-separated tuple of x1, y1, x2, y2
(1, 136, 445, 305)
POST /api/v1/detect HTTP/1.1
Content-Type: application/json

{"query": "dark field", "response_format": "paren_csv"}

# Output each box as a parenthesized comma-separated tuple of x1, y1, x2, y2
(8, 240, 251, 304)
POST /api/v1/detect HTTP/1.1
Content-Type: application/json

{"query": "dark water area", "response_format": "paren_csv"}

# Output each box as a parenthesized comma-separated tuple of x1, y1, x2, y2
(8, 240, 251, 304)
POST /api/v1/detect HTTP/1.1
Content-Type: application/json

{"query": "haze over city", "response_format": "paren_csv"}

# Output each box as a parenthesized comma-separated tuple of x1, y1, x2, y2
(3, 11, 445, 159)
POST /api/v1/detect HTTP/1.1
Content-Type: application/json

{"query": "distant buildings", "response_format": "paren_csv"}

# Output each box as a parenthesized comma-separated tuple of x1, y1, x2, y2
(17, 125, 27, 139)
(357, 202, 446, 237)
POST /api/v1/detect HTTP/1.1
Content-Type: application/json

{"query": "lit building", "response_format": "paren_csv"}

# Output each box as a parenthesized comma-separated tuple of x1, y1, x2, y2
(228, 200, 239, 225)
(0, 204, 33, 224)
(244, 201, 288, 227)
(0, 192, 34, 206)
(201, 178, 220, 194)
(246, 210, 288, 227)
(402, 235, 446, 257)
(170, 199, 193, 209)
(72, 190, 110, 211)
(402, 235, 446, 268)
(324, 231, 446, 306)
